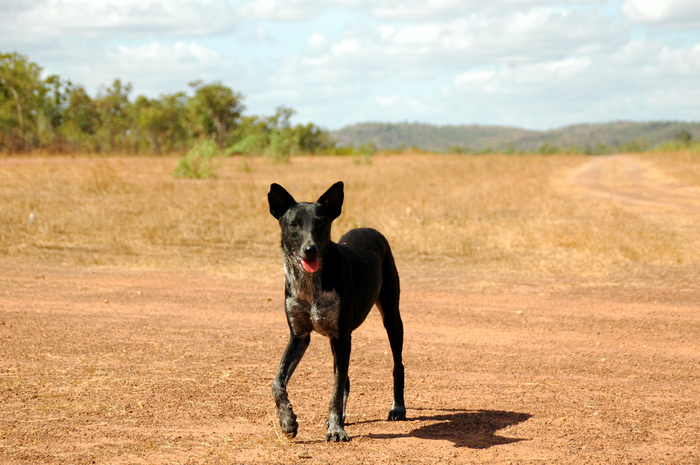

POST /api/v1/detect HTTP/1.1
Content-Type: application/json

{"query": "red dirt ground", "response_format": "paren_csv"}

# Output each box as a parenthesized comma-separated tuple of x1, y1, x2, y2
(1, 155, 699, 464)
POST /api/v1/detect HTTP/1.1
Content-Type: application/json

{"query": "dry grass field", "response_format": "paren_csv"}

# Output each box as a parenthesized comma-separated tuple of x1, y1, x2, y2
(644, 151, 700, 187)
(1, 152, 699, 464)
(2, 152, 698, 279)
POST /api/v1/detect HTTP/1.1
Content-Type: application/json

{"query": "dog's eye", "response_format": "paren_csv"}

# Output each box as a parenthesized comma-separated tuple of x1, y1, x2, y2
(289, 221, 299, 229)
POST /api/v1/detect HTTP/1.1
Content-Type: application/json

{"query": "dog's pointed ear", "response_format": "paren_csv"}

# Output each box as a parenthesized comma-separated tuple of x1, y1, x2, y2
(268, 183, 296, 220)
(317, 181, 344, 220)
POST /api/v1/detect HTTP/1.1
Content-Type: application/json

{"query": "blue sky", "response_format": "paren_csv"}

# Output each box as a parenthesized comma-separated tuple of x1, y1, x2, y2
(2, 0, 699, 130)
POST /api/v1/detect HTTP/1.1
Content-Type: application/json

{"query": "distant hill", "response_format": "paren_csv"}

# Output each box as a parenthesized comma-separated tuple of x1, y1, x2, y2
(330, 121, 700, 154)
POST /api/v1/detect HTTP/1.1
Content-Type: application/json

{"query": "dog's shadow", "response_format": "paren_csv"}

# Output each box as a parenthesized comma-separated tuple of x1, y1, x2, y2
(352, 409, 532, 449)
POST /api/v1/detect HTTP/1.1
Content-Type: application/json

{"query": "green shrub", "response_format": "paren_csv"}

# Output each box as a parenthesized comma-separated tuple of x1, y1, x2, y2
(173, 139, 224, 179)
(447, 145, 470, 154)
(265, 130, 293, 163)
(536, 141, 561, 154)
(225, 133, 268, 156)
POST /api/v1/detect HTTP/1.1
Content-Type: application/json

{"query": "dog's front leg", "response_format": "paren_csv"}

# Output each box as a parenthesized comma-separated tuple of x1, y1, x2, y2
(272, 333, 310, 438)
(326, 337, 351, 442)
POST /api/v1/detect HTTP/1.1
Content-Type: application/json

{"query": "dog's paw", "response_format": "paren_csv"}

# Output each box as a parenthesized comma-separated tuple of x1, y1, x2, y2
(281, 418, 298, 438)
(388, 405, 407, 421)
(325, 426, 350, 442)
(324, 416, 347, 429)
(283, 424, 298, 439)
(279, 409, 298, 438)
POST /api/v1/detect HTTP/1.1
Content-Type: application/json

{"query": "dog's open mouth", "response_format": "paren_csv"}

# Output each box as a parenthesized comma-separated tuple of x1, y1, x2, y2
(296, 255, 319, 273)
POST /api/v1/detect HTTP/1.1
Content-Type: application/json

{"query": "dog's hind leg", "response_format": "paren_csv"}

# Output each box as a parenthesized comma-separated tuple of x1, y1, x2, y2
(376, 253, 407, 421)
(272, 333, 310, 438)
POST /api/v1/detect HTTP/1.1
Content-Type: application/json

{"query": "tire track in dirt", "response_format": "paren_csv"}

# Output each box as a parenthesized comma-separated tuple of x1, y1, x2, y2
(568, 154, 700, 241)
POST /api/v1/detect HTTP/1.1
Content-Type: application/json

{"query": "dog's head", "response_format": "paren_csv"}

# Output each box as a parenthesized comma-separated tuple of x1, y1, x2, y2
(268, 181, 344, 274)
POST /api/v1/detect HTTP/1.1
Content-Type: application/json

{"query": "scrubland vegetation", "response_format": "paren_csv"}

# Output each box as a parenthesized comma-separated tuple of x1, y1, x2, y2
(0, 51, 331, 157)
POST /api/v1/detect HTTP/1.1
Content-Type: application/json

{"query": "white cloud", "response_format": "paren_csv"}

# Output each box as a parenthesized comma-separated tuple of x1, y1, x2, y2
(233, 0, 609, 22)
(236, 4, 650, 127)
(452, 57, 592, 97)
(2, 0, 699, 130)
(439, 36, 700, 129)
(550, 57, 592, 79)
(622, 0, 700, 29)
(366, 0, 483, 21)
(0, 0, 45, 9)
(331, 39, 360, 55)
(307, 33, 329, 49)
(657, 43, 700, 76)
(376, 95, 398, 107)
(278, 7, 624, 89)
(453, 70, 495, 87)
(610, 39, 662, 68)
(252, 26, 273, 42)
(0, 0, 237, 40)
(608, 39, 700, 82)
(235, 0, 326, 21)
(61, 42, 250, 98)
(0, 0, 243, 96)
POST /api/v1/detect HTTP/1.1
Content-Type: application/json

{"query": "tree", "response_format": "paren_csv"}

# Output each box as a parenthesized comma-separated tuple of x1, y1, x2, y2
(293, 122, 329, 153)
(675, 129, 692, 146)
(0, 52, 47, 151)
(134, 92, 190, 153)
(226, 107, 331, 157)
(265, 106, 297, 162)
(94, 79, 133, 152)
(134, 95, 164, 152)
(226, 115, 271, 155)
(65, 85, 99, 135)
(43, 75, 71, 137)
(188, 80, 244, 147)
(54, 83, 100, 152)
(158, 92, 191, 151)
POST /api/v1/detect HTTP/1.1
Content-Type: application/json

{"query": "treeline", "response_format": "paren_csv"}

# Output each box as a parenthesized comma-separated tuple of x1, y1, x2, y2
(447, 131, 697, 155)
(333, 121, 700, 155)
(5, 50, 700, 158)
(447, 128, 698, 156)
(0, 51, 331, 155)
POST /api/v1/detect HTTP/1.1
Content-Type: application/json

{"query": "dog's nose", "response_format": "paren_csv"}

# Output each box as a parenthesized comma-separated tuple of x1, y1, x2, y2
(303, 245, 318, 257)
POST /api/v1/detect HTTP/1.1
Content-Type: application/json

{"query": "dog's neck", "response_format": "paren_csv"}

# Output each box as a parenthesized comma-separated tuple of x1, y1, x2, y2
(283, 252, 323, 302)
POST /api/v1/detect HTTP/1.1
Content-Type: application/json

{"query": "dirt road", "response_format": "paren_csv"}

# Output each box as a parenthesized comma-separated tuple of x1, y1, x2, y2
(568, 154, 700, 241)
(1, 155, 699, 464)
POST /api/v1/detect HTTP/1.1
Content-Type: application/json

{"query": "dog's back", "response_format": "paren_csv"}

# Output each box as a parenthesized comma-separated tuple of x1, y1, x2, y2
(329, 228, 400, 330)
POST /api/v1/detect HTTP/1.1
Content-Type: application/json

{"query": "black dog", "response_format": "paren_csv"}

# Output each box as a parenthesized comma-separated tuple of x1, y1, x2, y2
(268, 181, 406, 442)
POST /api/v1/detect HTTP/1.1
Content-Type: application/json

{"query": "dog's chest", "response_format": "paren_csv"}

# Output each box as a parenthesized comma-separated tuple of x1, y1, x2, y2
(285, 280, 341, 339)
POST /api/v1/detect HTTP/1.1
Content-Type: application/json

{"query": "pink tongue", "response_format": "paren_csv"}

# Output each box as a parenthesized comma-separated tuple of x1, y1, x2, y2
(301, 258, 319, 273)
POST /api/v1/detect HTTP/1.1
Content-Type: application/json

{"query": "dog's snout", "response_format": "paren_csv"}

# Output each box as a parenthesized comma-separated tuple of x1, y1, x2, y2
(303, 244, 318, 258)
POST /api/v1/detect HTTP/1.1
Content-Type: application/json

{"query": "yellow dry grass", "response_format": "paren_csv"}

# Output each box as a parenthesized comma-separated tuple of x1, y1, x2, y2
(641, 150, 700, 186)
(1, 153, 698, 281)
